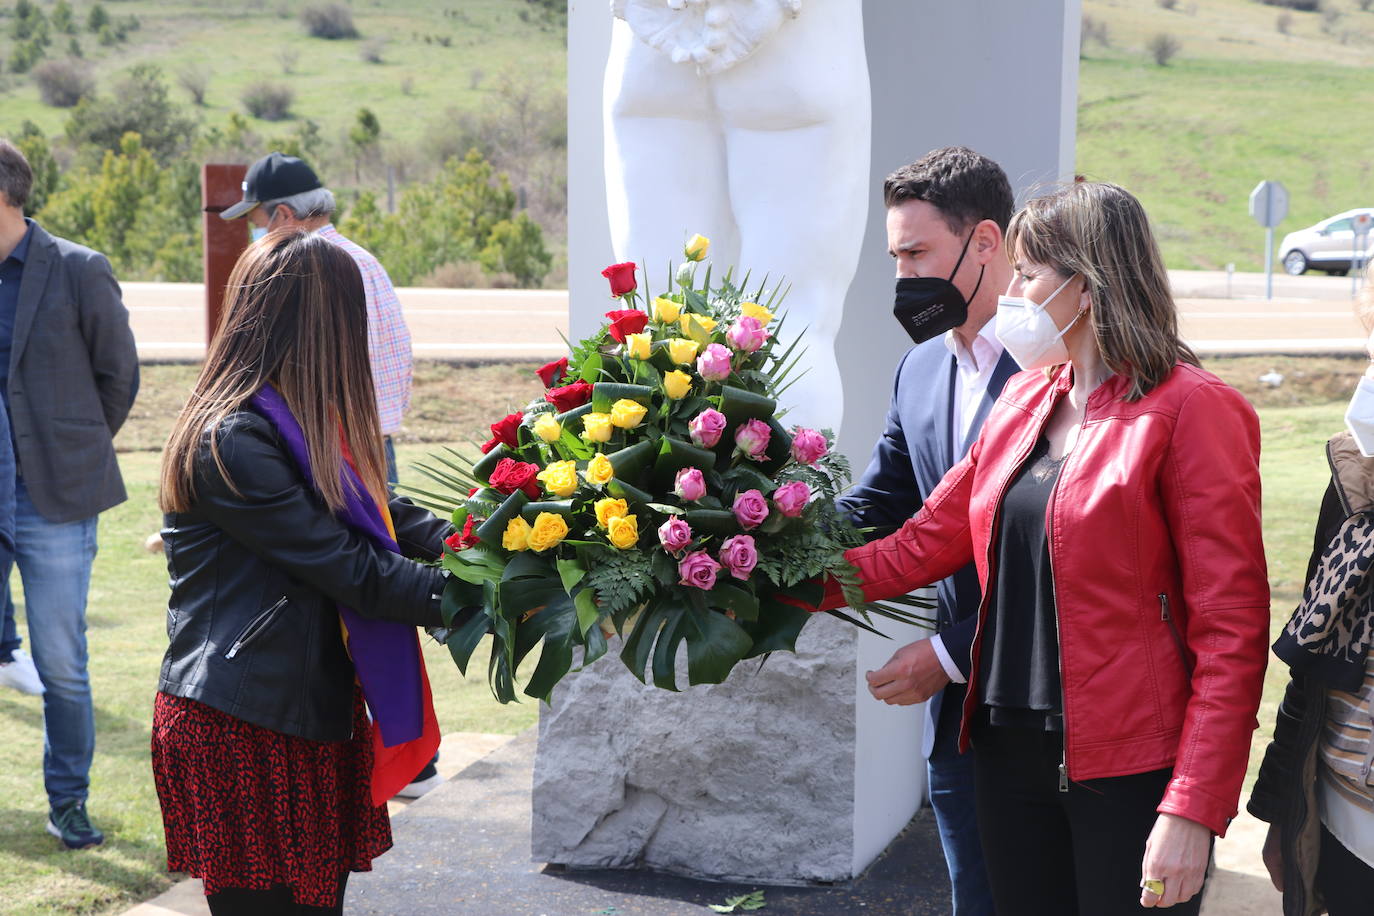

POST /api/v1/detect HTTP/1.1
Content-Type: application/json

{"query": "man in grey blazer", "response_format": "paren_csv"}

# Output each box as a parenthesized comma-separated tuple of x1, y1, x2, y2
(0, 140, 138, 850)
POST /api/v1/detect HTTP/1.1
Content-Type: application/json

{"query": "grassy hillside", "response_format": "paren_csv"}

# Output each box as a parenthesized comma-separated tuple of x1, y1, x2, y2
(0, 0, 565, 155)
(1079, 0, 1374, 270)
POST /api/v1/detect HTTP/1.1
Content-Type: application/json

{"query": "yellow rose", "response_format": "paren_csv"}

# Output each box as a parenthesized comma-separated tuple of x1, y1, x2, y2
(537, 460, 579, 498)
(532, 413, 562, 443)
(607, 513, 640, 549)
(594, 496, 628, 529)
(681, 313, 717, 336)
(684, 233, 710, 262)
(625, 331, 652, 360)
(609, 398, 648, 429)
(502, 516, 532, 552)
(582, 412, 613, 443)
(653, 296, 682, 324)
(586, 452, 615, 486)
(663, 369, 693, 400)
(526, 512, 570, 552)
(740, 302, 774, 325)
(667, 338, 700, 365)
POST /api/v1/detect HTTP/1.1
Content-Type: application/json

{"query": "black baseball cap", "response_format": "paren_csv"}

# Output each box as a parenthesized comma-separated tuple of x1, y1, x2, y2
(220, 151, 323, 220)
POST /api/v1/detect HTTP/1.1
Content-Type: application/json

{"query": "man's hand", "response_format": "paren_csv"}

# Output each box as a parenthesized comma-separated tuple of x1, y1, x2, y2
(865, 638, 950, 705)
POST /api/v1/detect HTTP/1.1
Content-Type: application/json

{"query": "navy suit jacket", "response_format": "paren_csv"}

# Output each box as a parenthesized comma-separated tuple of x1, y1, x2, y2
(838, 335, 1018, 753)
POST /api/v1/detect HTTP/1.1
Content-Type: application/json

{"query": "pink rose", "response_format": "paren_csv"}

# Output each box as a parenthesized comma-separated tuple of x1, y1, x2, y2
(732, 488, 769, 530)
(678, 550, 722, 590)
(696, 343, 733, 382)
(689, 408, 727, 448)
(790, 427, 828, 466)
(725, 316, 769, 353)
(734, 418, 771, 461)
(772, 480, 811, 518)
(658, 517, 693, 553)
(719, 534, 758, 580)
(674, 467, 707, 502)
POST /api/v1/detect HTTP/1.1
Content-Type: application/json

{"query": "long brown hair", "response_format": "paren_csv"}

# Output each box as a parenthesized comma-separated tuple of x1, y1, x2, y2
(160, 229, 388, 514)
(1007, 181, 1199, 400)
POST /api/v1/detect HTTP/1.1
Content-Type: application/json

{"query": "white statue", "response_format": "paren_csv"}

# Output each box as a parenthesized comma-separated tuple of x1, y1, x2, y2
(605, 0, 870, 431)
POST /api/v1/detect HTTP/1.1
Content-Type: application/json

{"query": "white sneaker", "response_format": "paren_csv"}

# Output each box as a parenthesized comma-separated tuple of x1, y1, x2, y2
(393, 771, 444, 799)
(0, 649, 44, 695)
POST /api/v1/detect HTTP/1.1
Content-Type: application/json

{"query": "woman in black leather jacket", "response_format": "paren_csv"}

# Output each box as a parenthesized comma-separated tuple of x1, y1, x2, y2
(150, 230, 452, 916)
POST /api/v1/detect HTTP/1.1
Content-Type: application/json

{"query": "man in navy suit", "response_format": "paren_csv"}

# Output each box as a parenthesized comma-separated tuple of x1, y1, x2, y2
(839, 147, 1018, 916)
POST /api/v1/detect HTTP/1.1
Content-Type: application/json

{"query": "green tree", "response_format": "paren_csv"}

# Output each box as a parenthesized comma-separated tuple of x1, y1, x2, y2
(65, 64, 195, 165)
(13, 121, 58, 215)
(87, 3, 108, 33)
(11, 0, 49, 43)
(348, 107, 381, 181)
(480, 213, 551, 288)
(52, 1, 75, 34)
(38, 133, 201, 281)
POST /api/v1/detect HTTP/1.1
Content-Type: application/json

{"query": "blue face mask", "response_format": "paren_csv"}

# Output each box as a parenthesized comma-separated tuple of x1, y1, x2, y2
(249, 225, 268, 242)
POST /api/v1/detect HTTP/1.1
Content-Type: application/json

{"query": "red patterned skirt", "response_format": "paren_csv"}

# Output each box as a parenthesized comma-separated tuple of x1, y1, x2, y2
(150, 690, 392, 907)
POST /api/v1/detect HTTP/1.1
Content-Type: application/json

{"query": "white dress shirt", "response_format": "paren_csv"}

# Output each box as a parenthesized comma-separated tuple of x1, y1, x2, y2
(929, 321, 1006, 684)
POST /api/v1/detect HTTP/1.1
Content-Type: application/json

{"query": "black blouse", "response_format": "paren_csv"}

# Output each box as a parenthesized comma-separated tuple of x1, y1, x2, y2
(978, 434, 1066, 731)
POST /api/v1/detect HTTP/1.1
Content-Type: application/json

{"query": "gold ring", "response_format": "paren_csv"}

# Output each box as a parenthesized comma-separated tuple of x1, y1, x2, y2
(1141, 878, 1165, 897)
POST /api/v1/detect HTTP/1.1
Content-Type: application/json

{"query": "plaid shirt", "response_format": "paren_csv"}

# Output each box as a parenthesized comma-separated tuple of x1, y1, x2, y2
(318, 225, 412, 434)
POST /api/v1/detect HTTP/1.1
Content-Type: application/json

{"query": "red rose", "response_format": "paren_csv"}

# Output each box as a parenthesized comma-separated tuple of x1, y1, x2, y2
(446, 515, 479, 551)
(536, 357, 569, 388)
(480, 438, 499, 454)
(605, 309, 648, 344)
(601, 262, 637, 298)
(545, 380, 594, 412)
(488, 458, 541, 500)
(487, 411, 524, 451)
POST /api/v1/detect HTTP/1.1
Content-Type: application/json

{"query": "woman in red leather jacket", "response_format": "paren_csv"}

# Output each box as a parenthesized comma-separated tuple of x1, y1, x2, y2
(817, 182, 1270, 914)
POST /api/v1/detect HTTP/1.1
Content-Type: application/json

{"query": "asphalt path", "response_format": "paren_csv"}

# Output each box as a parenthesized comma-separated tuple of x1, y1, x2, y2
(122, 269, 1370, 362)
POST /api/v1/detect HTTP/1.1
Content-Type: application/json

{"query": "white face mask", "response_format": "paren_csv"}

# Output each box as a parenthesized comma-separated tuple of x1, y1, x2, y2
(1345, 375, 1374, 458)
(249, 225, 268, 242)
(994, 274, 1082, 371)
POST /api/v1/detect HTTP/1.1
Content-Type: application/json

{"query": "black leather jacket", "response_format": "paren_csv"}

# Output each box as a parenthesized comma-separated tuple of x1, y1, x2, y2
(157, 409, 449, 742)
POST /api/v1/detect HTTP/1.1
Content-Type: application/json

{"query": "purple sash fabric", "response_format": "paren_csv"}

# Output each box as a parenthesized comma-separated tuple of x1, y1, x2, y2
(249, 386, 424, 746)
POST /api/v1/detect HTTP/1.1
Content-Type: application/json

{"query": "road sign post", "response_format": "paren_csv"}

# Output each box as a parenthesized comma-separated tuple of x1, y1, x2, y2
(1354, 212, 1372, 298)
(1249, 180, 1289, 300)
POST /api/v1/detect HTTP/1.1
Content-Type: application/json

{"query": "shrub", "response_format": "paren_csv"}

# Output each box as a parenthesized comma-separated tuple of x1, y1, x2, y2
(1321, 7, 1342, 33)
(11, 0, 49, 42)
(1361, 0, 1374, 11)
(52, 1, 75, 34)
(1147, 31, 1180, 65)
(67, 36, 82, 57)
(32, 58, 93, 107)
(1276, 10, 1293, 31)
(436, 35, 452, 47)
(241, 81, 294, 120)
(276, 46, 299, 74)
(1082, 14, 1111, 48)
(176, 63, 210, 106)
(65, 64, 196, 165)
(1156, 0, 1178, 8)
(1257, 0, 1319, 9)
(359, 37, 385, 63)
(300, 3, 358, 40)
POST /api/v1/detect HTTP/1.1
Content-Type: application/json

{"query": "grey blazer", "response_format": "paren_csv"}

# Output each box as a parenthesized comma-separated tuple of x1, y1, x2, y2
(11, 221, 138, 523)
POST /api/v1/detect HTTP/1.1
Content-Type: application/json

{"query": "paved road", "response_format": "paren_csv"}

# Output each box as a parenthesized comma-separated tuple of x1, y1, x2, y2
(123, 270, 1370, 362)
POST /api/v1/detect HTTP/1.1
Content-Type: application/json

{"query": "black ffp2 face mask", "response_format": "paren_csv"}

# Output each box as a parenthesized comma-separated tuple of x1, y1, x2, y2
(892, 228, 985, 345)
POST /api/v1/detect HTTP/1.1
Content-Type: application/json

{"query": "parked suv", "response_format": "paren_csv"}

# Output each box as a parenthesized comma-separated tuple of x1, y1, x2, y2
(1280, 208, 1374, 275)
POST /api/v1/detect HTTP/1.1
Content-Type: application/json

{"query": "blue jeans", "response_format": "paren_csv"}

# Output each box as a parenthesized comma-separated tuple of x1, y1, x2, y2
(928, 696, 995, 916)
(0, 577, 17, 661)
(7, 478, 98, 809)
(384, 435, 398, 487)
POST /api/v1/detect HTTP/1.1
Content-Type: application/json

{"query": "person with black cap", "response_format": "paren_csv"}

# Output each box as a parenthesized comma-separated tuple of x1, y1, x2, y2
(222, 152, 414, 489)
(221, 153, 443, 800)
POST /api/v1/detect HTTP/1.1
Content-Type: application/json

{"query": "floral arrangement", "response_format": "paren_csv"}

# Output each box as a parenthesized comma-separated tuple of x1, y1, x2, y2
(409, 235, 929, 703)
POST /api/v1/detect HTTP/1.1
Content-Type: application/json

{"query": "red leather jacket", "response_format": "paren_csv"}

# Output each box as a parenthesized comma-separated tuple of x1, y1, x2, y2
(833, 363, 1269, 836)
